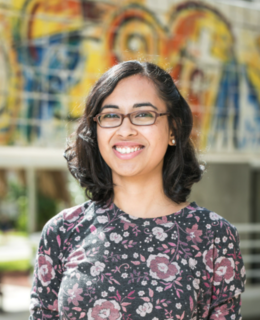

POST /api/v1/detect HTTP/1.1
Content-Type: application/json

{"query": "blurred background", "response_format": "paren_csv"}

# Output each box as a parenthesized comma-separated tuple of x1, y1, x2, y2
(0, 0, 259, 319)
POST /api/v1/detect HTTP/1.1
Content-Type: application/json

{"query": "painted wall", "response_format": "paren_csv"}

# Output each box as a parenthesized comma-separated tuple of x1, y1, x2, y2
(0, 0, 259, 151)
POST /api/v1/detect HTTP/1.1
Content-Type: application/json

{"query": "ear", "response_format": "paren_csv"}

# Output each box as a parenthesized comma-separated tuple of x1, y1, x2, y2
(168, 118, 177, 146)
(169, 132, 176, 146)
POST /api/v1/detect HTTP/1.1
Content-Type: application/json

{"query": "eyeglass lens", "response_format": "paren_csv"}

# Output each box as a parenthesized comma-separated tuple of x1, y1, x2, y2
(98, 111, 156, 127)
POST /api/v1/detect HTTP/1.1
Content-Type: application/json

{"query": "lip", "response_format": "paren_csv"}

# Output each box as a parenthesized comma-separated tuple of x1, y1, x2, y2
(113, 145, 145, 160)
(113, 142, 145, 148)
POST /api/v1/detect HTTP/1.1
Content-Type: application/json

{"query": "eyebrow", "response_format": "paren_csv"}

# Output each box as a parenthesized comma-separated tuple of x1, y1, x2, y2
(133, 103, 158, 110)
(100, 102, 158, 112)
(100, 104, 119, 112)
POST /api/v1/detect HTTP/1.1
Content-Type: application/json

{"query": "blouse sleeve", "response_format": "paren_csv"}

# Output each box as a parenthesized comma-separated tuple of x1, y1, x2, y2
(29, 214, 64, 319)
(208, 223, 246, 320)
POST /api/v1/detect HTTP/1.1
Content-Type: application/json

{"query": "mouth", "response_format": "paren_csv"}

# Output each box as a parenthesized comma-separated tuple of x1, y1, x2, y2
(113, 145, 144, 155)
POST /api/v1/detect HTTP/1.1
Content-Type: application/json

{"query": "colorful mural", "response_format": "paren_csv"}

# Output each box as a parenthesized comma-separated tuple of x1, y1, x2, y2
(0, 0, 259, 151)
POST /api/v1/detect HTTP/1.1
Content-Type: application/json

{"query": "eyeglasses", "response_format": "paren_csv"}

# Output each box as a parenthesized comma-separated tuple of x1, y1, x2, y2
(93, 111, 170, 128)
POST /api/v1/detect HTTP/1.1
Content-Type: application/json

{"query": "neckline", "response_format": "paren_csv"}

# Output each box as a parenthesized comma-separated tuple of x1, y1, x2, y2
(112, 201, 197, 221)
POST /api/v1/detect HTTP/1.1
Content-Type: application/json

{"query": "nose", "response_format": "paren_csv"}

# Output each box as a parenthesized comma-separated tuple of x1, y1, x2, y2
(115, 116, 137, 137)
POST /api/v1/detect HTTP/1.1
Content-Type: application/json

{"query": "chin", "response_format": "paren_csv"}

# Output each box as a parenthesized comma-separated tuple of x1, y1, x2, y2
(112, 167, 144, 179)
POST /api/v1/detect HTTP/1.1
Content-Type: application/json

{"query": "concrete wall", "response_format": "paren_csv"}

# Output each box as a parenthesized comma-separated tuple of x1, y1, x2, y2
(252, 171, 260, 223)
(190, 163, 252, 223)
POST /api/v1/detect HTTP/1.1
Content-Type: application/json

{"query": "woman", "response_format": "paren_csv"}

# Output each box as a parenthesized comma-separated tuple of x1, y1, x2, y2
(29, 61, 246, 319)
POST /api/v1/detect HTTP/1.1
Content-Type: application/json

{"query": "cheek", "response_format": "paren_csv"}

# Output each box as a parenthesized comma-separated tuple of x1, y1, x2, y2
(96, 128, 113, 158)
(143, 123, 169, 148)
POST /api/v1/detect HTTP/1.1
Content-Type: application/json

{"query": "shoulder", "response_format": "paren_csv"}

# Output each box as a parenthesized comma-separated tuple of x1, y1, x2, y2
(61, 200, 94, 223)
(184, 202, 241, 252)
(189, 202, 239, 235)
(42, 200, 94, 234)
(187, 204, 244, 265)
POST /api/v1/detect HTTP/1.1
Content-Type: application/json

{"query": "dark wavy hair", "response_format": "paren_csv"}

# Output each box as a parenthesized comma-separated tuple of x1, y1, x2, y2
(64, 60, 203, 205)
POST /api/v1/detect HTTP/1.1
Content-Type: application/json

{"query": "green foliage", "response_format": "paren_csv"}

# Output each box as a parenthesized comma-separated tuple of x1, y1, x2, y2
(37, 192, 58, 231)
(0, 178, 60, 233)
(1, 172, 87, 233)
(16, 196, 28, 232)
(8, 181, 29, 233)
(0, 180, 29, 233)
(0, 259, 31, 272)
(68, 175, 87, 206)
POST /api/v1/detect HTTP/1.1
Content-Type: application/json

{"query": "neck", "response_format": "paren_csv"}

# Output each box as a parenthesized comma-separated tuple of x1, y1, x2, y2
(113, 170, 187, 218)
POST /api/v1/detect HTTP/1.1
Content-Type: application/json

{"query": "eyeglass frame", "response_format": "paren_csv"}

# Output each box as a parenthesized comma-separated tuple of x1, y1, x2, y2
(93, 110, 171, 128)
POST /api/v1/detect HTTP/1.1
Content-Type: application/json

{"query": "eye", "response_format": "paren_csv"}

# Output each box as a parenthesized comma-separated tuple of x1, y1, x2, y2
(135, 111, 154, 118)
(102, 113, 120, 119)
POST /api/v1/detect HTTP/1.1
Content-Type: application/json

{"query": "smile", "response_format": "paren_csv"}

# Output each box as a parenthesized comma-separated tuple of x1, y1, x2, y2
(114, 146, 143, 154)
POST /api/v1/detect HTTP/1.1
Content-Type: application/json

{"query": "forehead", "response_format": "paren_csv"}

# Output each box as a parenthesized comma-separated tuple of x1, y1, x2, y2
(101, 75, 164, 109)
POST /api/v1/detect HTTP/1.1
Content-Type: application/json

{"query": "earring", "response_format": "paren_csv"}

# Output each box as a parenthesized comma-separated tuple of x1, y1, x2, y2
(172, 139, 176, 145)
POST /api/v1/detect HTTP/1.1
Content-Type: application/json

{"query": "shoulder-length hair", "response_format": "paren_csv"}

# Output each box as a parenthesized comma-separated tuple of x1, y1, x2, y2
(64, 60, 203, 205)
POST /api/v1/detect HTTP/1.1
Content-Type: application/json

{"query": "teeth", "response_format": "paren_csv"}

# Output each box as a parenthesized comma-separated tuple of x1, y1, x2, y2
(115, 146, 142, 154)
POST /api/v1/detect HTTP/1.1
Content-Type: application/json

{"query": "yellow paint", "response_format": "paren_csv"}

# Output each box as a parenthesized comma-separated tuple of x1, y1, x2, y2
(168, 6, 234, 149)
(239, 31, 260, 103)
(0, 12, 21, 145)
(0, 0, 259, 148)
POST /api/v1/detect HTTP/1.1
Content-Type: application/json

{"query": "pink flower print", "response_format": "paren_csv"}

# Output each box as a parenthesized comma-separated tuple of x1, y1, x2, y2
(119, 216, 136, 230)
(152, 227, 168, 241)
(48, 299, 58, 311)
(203, 244, 218, 273)
(193, 278, 200, 289)
(90, 224, 97, 235)
(96, 208, 107, 214)
(97, 215, 108, 224)
(128, 215, 139, 220)
(147, 253, 180, 281)
(209, 212, 221, 221)
(98, 232, 106, 241)
(136, 302, 153, 317)
(66, 247, 86, 269)
(155, 216, 174, 228)
(110, 232, 123, 243)
(63, 205, 82, 222)
(211, 304, 229, 320)
(87, 299, 122, 320)
(90, 261, 105, 276)
(241, 266, 246, 277)
(189, 258, 197, 269)
(186, 205, 197, 211)
(235, 288, 242, 296)
(213, 257, 235, 285)
(67, 283, 84, 306)
(29, 297, 40, 312)
(96, 203, 114, 214)
(186, 224, 202, 243)
(202, 300, 211, 318)
(38, 254, 55, 286)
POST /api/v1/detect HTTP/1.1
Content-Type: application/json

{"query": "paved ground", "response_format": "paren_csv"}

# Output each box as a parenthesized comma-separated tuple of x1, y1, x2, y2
(1, 283, 31, 319)
(0, 234, 34, 319)
(0, 311, 29, 320)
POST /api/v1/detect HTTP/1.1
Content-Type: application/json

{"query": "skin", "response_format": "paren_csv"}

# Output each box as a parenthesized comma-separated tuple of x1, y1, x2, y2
(97, 75, 189, 218)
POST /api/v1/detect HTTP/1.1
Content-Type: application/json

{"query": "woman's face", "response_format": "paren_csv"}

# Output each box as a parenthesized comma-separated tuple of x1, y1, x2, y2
(97, 75, 173, 181)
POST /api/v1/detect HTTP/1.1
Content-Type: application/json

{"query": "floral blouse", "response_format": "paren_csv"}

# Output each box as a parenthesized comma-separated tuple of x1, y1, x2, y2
(29, 201, 246, 320)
